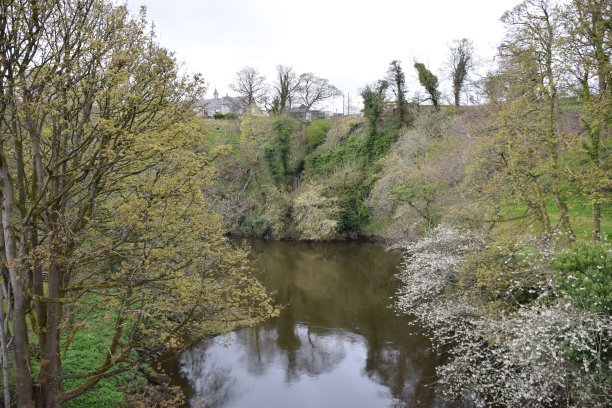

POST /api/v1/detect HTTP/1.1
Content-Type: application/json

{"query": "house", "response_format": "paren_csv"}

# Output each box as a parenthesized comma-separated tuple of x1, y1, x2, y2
(199, 88, 243, 117)
(288, 105, 326, 122)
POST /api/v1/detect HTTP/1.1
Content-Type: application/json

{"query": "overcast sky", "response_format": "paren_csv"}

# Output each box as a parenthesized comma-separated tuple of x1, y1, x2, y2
(128, 0, 520, 110)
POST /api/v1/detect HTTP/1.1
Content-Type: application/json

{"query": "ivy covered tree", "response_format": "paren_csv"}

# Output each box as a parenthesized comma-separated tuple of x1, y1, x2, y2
(387, 60, 410, 124)
(447, 38, 474, 107)
(272, 64, 302, 114)
(414, 62, 441, 110)
(361, 80, 389, 133)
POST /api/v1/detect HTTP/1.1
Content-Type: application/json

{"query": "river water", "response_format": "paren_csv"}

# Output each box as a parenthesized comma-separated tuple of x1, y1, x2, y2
(161, 239, 451, 408)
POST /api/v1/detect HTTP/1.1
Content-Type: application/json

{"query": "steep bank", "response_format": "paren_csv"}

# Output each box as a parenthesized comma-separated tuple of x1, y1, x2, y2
(204, 105, 608, 242)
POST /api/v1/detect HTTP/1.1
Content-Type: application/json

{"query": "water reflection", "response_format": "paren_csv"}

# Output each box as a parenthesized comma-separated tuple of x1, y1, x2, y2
(165, 240, 451, 407)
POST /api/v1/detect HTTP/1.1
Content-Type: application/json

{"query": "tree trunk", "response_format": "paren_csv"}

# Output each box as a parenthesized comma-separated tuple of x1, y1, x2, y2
(0, 147, 35, 408)
(40, 213, 64, 408)
(553, 187, 576, 242)
(593, 203, 601, 242)
(0, 268, 10, 408)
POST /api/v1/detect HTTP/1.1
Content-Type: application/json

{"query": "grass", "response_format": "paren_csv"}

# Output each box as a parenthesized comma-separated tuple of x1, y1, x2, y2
(305, 119, 331, 150)
(497, 194, 610, 241)
(24, 295, 147, 408)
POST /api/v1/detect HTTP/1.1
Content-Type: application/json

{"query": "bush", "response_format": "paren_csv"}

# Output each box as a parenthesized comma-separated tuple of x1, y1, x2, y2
(395, 228, 611, 407)
(213, 112, 225, 119)
(292, 183, 338, 240)
(553, 241, 612, 313)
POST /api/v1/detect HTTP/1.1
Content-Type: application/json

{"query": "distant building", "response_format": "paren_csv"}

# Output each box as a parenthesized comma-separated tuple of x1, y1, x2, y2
(199, 88, 242, 117)
(289, 105, 326, 122)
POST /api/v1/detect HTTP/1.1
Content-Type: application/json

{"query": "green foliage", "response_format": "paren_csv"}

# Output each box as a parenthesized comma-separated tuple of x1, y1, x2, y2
(305, 131, 364, 175)
(305, 119, 331, 150)
(363, 128, 400, 163)
(414, 62, 440, 109)
(263, 116, 298, 185)
(361, 80, 389, 131)
(336, 185, 370, 235)
(553, 241, 612, 313)
(392, 178, 441, 230)
(213, 112, 225, 119)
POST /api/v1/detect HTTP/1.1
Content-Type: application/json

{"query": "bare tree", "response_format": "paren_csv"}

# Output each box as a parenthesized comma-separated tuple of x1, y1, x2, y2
(229, 66, 268, 111)
(448, 38, 475, 107)
(297, 73, 342, 118)
(273, 64, 301, 114)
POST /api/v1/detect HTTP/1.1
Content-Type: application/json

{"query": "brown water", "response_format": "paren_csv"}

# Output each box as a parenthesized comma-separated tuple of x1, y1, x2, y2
(161, 239, 452, 408)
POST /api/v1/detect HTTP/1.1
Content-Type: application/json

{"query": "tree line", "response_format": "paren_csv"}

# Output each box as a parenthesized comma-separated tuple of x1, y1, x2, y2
(227, 65, 342, 118)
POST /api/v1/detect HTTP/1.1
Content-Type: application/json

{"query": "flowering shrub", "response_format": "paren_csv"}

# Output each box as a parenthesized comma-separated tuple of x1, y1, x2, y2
(396, 225, 485, 311)
(395, 225, 485, 346)
(395, 226, 611, 407)
(438, 303, 611, 407)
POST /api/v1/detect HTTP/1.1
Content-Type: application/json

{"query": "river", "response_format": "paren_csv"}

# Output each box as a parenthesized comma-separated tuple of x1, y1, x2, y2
(160, 239, 452, 408)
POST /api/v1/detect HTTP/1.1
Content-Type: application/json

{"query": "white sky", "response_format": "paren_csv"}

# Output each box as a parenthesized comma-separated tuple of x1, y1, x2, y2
(128, 0, 520, 111)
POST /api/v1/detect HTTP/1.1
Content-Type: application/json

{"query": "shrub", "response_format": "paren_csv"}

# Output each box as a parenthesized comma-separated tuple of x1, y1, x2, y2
(553, 241, 612, 313)
(292, 183, 338, 240)
(213, 112, 225, 119)
(395, 228, 611, 407)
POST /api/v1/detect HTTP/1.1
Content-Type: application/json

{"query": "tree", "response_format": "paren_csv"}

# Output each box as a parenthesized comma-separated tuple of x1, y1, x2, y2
(230, 66, 268, 111)
(387, 60, 409, 123)
(297, 73, 342, 118)
(414, 62, 441, 110)
(273, 64, 301, 114)
(500, 0, 575, 241)
(0, 2, 276, 406)
(560, 0, 611, 241)
(360, 80, 389, 133)
(448, 38, 475, 107)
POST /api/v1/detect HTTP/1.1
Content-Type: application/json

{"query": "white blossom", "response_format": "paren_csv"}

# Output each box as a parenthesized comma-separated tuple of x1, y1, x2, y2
(394, 225, 611, 407)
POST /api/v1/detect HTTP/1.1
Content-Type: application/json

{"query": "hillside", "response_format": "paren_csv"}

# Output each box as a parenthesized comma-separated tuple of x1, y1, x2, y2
(204, 105, 610, 242)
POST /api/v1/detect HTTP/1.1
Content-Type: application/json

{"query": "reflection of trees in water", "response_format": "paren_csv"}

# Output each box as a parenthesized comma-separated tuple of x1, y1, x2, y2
(236, 324, 346, 383)
(179, 324, 347, 407)
(285, 325, 346, 382)
(180, 344, 238, 408)
(364, 346, 422, 408)
(175, 240, 453, 407)
(250, 239, 445, 406)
